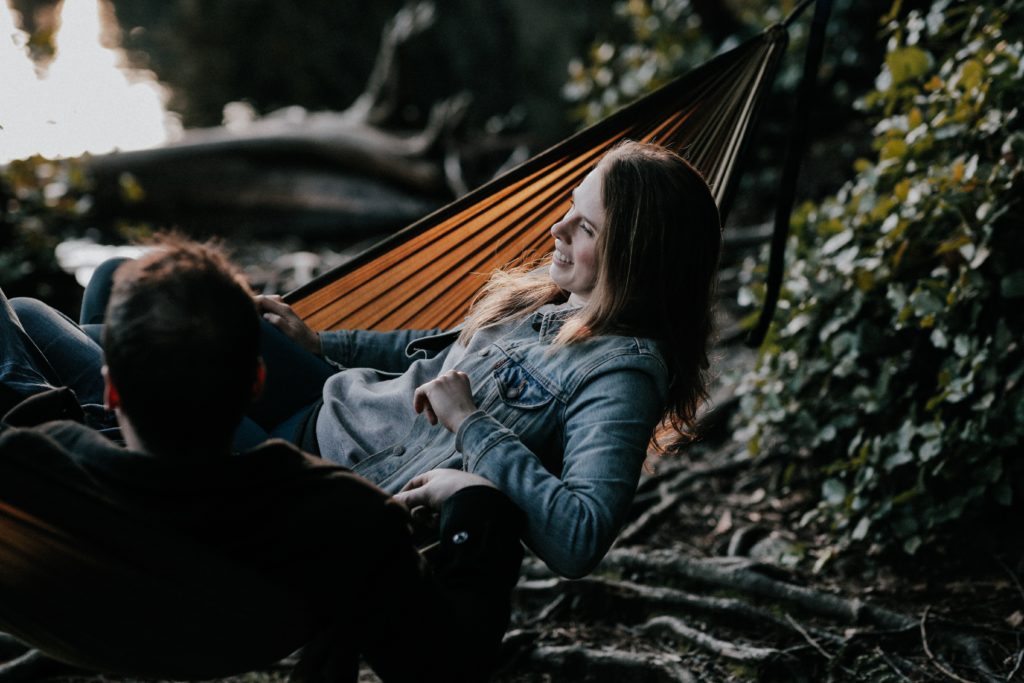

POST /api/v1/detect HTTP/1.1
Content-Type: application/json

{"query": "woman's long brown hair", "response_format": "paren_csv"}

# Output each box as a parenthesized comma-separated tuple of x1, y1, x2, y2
(460, 141, 721, 444)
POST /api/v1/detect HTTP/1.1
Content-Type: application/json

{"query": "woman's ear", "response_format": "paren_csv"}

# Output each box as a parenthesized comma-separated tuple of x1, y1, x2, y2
(101, 366, 121, 411)
(251, 358, 267, 400)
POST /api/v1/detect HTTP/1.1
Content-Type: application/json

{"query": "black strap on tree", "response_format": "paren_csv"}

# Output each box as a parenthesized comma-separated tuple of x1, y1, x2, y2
(746, 0, 833, 347)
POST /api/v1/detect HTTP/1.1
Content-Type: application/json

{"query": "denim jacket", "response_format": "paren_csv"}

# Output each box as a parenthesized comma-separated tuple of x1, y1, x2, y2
(318, 306, 668, 578)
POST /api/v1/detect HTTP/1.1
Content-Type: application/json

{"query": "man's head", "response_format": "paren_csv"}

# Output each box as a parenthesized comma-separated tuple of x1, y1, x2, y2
(101, 236, 262, 456)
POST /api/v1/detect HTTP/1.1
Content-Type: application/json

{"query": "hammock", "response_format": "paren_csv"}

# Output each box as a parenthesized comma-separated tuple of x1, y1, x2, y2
(286, 26, 791, 331)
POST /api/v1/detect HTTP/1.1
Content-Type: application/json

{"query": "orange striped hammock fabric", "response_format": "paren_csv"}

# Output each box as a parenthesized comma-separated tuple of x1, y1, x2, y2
(287, 25, 789, 331)
(0, 25, 788, 678)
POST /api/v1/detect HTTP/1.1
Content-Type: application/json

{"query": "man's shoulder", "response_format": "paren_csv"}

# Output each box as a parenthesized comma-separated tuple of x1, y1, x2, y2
(0, 419, 113, 494)
(0, 418, 111, 455)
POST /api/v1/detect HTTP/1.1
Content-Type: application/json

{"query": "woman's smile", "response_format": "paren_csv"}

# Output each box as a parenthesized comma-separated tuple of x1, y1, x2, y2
(549, 164, 605, 303)
(552, 249, 574, 266)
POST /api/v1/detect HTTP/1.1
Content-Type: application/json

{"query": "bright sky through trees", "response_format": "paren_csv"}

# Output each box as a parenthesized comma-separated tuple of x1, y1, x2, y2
(0, 0, 176, 162)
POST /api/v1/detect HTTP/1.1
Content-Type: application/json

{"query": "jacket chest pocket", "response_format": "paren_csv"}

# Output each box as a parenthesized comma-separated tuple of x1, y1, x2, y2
(486, 354, 562, 467)
(493, 358, 555, 410)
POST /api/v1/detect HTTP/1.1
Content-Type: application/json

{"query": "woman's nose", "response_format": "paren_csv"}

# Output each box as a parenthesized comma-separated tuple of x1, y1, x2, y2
(551, 216, 570, 242)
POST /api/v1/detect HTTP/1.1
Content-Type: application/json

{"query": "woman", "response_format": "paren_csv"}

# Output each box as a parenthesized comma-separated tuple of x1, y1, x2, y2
(254, 140, 722, 578)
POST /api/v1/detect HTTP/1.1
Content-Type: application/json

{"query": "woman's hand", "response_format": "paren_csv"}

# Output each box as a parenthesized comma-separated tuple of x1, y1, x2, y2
(256, 295, 321, 356)
(394, 469, 496, 511)
(413, 370, 477, 433)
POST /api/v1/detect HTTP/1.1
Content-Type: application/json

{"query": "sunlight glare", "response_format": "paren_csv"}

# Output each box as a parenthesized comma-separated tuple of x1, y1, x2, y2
(0, 0, 177, 163)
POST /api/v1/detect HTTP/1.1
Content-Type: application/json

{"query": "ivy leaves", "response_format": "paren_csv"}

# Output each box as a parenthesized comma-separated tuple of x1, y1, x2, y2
(736, 0, 1024, 558)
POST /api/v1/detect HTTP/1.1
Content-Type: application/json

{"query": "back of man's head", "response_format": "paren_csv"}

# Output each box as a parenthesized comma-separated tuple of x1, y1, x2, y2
(102, 236, 260, 456)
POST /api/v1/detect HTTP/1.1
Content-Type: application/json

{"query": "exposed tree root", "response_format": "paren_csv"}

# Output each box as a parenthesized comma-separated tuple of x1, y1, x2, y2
(622, 450, 754, 545)
(517, 575, 840, 645)
(640, 615, 784, 663)
(603, 548, 914, 630)
(524, 643, 696, 683)
(0, 636, 26, 663)
(0, 650, 80, 683)
(514, 546, 1008, 682)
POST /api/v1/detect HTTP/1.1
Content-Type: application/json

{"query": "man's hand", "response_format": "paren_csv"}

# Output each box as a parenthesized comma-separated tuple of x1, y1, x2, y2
(394, 469, 496, 511)
(413, 370, 477, 433)
(256, 295, 320, 356)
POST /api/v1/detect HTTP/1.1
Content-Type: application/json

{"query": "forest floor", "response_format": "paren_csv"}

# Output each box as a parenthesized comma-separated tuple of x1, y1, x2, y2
(487, 418, 1024, 682)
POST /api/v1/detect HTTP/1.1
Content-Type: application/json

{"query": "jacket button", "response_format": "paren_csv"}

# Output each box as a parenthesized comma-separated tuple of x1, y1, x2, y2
(479, 347, 491, 357)
(451, 531, 469, 545)
(392, 445, 406, 457)
(505, 386, 521, 400)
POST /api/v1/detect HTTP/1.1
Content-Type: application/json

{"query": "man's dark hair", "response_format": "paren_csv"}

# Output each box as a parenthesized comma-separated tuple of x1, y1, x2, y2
(102, 236, 260, 455)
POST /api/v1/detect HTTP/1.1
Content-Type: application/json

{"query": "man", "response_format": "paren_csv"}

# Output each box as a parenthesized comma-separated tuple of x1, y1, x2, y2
(0, 237, 522, 681)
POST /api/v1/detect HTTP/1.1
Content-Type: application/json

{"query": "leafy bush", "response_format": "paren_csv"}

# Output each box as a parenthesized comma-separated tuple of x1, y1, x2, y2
(0, 157, 94, 313)
(735, 0, 1024, 555)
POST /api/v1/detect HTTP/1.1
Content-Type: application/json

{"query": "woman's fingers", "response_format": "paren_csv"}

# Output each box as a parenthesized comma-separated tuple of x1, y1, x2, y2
(413, 387, 436, 424)
(394, 469, 496, 511)
(394, 486, 427, 510)
(400, 472, 432, 492)
(414, 371, 476, 432)
(395, 471, 438, 509)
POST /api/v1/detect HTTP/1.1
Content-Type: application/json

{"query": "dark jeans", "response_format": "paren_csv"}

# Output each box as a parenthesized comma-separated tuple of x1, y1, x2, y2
(235, 322, 333, 451)
(0, 289, 109, 426)
(1, 257, 333, 450)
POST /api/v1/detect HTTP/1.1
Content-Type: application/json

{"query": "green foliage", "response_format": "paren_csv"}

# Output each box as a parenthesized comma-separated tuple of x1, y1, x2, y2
(736, 0, 1024, 554)
(563, 0, 717, 124)
(0, 157, 94, 309)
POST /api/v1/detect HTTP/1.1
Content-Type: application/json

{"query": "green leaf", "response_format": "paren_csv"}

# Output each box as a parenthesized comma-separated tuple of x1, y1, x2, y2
(822, 479, 847, 505)
(956, 59, 984, 90)
(994, 481, 1012, 506)
(879, 138, 907, 161)
(919, 438, 942, 461)
(884, 450, 914, 470)
(903, 535, 923, 555)
(851, 517, 871, 540)
(910, 289, 944, 317)
(886, 47, 933, 86)
(1000, 272, 1024, 298)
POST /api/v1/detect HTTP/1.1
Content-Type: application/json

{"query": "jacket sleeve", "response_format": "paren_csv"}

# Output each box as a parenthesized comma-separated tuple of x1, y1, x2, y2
(317, 328, 446, 373)
(457, 362, 665, 579)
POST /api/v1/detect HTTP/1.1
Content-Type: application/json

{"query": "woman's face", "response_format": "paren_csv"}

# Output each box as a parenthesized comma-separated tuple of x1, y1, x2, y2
(550, 165, 605, 303)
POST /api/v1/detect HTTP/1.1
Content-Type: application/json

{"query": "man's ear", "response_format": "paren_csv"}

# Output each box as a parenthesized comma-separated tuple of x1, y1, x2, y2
(101, 365, 121, 411)
(252, 358, 267, 401)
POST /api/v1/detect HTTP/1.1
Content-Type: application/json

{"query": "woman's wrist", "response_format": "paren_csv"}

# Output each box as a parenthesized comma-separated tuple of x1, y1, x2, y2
(450, 407, 477, 435)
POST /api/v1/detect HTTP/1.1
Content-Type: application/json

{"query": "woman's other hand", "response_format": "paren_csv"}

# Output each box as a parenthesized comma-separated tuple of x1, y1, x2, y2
(256, 295, 320, 356)
(395, 469, 495, 511)
(413, 370, 477, 433)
